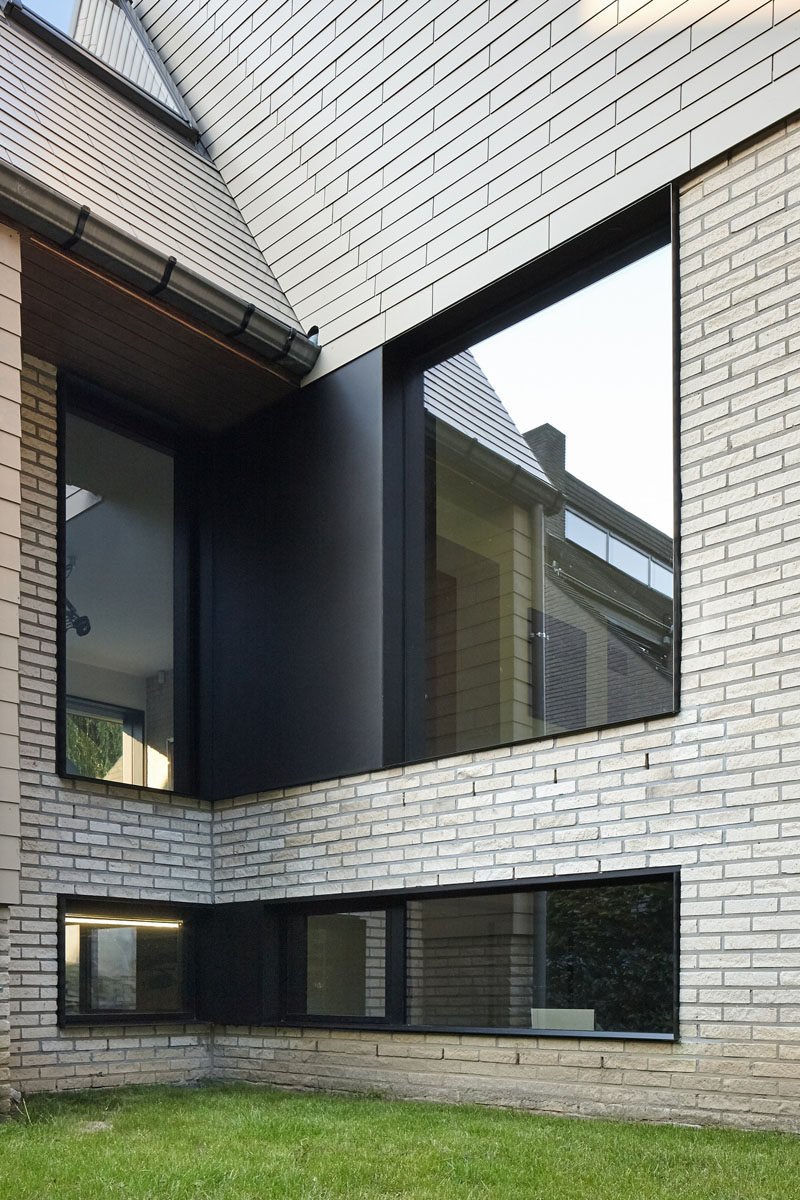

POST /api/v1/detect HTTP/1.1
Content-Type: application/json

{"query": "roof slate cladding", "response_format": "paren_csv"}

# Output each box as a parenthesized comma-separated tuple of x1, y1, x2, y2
(0, 17, 299, 329)
(424, 350, 553, 489)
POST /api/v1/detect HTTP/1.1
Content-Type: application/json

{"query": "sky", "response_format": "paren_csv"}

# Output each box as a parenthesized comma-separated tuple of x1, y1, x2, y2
(471, 246, 674, 534)
(24, 0, 76, 33)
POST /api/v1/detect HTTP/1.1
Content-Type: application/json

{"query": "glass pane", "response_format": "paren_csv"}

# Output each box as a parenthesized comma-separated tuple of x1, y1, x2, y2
(63, 915, 184, 1015)
(20, 1, 183, 114)
(90, 925, 137, 1010)
(407, 881, 674, 1034)
(64, 414, 174, 789)
(564, 511, 607, 559)
(608, 536, 649, 584)
(424, 247, 674, 753)
(650, 561, 673, 596)
(305, 911, 386, 1018)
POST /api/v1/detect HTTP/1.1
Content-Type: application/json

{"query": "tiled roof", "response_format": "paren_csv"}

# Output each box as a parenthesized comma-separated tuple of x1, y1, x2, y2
(0, 18, 298, 328)
(424, 349, 553, 488)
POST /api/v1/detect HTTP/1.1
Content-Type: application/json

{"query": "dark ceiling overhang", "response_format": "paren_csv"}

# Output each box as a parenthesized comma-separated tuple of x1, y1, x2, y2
(0, 159, 319, 427)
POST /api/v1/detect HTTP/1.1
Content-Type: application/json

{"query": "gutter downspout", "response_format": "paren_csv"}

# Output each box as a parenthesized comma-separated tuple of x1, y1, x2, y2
(0, 160, 320, 378)
(530, 500, 547, 728)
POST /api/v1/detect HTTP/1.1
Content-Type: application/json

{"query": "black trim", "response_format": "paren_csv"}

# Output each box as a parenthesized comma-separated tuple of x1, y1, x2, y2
(670, 181, 683, 719)
(388, 188, 670, 371)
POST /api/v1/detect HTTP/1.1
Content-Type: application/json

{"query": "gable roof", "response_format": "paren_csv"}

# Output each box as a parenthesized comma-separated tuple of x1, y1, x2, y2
(0, 16, 298, 330)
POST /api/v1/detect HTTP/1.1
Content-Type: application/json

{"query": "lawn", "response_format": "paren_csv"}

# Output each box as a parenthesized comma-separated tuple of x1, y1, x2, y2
(1, 1082, 799, 1200)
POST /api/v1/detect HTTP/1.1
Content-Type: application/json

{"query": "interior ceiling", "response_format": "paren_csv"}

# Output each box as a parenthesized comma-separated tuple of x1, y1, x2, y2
(20, 233, 299, 431)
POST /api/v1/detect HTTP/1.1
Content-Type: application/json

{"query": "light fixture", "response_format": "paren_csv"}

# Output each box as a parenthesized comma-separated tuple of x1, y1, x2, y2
(65, 915, 182, 929)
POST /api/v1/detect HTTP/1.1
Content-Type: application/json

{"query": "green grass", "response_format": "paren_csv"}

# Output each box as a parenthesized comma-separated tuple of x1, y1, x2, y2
(1, 1082, 799, 1200)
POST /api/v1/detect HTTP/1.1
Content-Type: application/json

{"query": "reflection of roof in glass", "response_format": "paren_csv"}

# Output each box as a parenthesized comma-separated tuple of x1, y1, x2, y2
(424, 351, 552, 488)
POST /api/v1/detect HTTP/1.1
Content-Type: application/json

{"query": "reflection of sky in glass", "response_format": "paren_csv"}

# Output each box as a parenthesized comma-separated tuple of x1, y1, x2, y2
(472, 247, 673, 534)
(21, 1, 76, 33)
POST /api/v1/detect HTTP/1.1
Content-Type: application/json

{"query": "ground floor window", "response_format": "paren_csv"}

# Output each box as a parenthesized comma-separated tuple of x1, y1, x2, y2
(59, 871, 677, 1037)
(59, 898, 194, 1024)
(275, 870, 678, 1039)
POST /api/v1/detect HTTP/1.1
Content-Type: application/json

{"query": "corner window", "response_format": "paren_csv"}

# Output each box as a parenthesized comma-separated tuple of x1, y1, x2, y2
(423, 244, 675, 756)
(62, 408, 176, 790)
(277, 872, 678, 1039)
(60, 898, 194, 1023)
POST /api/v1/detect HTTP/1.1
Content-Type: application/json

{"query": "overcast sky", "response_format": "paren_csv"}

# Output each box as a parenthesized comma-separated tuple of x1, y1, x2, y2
(472, 246, 674, 534)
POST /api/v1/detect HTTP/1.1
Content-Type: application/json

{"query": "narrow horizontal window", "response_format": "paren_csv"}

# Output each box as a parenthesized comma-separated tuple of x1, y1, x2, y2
(276, 871, 678, 1039)
(60, 899, 194, 1022)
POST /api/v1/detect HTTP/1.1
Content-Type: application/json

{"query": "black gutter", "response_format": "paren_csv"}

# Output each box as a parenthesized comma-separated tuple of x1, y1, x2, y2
(0, 160, 320, 378)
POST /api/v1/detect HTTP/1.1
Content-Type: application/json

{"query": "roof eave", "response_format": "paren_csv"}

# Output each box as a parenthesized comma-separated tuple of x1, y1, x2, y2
(0, 159, 320, 378)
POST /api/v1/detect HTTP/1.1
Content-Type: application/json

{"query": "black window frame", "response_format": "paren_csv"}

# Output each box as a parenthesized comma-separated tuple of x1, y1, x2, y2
(383, 186, 681, 769)
(271, 867, 680, 1042)
(57, 894, 200, 1026)
(56, 373, 200, 798)
(281, 899, 406, 1027)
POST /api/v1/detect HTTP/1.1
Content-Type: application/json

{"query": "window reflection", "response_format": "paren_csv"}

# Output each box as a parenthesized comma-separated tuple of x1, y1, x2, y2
(424, 247, 674, 754)
(64, 413, 174, 790)
(406, 882, 674, 1034)
(19, 1, 184, 114)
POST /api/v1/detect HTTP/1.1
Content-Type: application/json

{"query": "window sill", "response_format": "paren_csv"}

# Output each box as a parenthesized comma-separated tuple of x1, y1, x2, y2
(273, 1020, 677, 1042)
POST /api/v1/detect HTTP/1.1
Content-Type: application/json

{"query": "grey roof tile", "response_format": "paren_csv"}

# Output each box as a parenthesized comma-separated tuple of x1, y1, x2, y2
(0, 19, 298, 328)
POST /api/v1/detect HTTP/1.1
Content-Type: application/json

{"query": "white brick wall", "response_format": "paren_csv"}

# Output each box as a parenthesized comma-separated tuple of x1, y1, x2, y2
(206, 118, 800, 1131)
(6, 117, 800, 1128)
(9, 358, 213, 1093)
(137, 0, 800, 376)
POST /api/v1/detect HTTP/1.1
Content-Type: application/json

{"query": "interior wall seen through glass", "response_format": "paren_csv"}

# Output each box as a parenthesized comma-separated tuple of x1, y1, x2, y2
(305, 911, 387, 1019)
(424, 246, 674, 756)
(64, 413, 174, 789)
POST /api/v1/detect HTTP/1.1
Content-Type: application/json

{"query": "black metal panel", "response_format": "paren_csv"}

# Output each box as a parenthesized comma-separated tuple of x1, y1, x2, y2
(195, 901, 275, 1025)
(207, 349, 385, 797)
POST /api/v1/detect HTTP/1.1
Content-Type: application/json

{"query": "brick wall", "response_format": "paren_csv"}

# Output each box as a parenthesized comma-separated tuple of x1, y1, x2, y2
(7, 117, 800, 1128)
(9, 358, 213, 1093)
(208, 117, 800, 1131)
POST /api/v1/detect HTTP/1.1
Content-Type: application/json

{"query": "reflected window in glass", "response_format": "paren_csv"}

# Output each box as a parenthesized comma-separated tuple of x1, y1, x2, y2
(424, 246, 674, 754)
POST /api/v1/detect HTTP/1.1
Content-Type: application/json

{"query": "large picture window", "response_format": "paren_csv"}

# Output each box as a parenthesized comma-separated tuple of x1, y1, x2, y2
(62, 407, 176, 790)
(423, 245, 675, 757)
